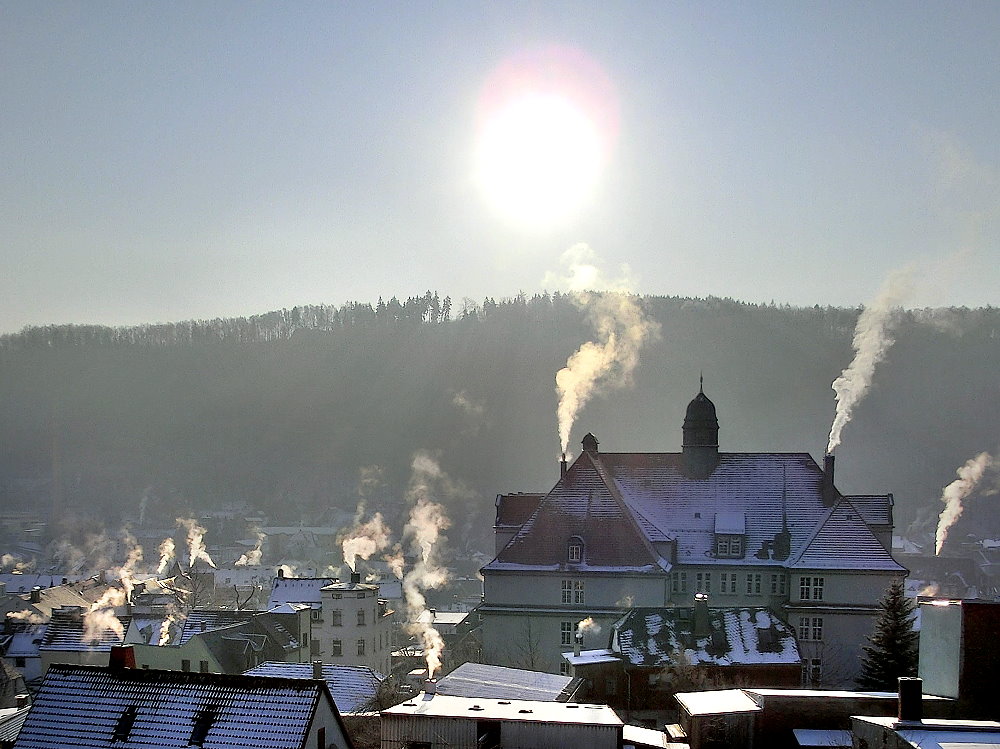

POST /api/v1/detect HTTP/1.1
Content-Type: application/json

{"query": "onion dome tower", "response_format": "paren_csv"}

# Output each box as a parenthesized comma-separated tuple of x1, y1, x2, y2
(682, 376, 720, 478)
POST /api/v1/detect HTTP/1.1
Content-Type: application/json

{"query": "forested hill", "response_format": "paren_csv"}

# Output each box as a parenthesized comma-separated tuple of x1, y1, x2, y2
(2, 293, 998, 552)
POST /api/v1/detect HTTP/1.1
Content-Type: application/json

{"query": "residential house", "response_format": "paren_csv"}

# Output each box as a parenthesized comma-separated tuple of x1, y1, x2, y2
(11, 656, 354, 749)
(245, 660, 386, 714)
(481, 386, 906, 685)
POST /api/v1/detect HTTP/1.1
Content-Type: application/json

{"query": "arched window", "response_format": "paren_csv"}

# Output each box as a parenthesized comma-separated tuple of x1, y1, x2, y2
(567, 536, 584, 563)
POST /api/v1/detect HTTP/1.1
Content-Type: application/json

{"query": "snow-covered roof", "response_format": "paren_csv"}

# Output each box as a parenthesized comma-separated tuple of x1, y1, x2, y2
(852, 716, 1000, 749)
(562, 648, 619, 666)
(266, 577, 336, 609)
(383, 693, 623, 726)
(792, 728, 852, 747)
(13, 664, 342, 749)
(244, 661, 384, 713)
(434, 662, 583, 702)
(675, 688, 762, 716)
(178, 611, 256, 644)
(39, 608, 130, 652)
(611, 607, 800, 667)
(486, 449, 903, 575)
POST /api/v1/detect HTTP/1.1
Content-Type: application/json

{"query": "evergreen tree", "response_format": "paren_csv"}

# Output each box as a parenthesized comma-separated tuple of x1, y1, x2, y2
(856, 578, 918, 690)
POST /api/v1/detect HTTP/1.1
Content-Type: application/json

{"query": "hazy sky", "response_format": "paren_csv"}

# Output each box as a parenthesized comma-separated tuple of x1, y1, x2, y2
(2, 2, 997, 333)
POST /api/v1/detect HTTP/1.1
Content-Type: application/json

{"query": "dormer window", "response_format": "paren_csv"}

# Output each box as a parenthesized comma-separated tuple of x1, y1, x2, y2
(714, 512, 746, 559)
(567, 537, 584, 563)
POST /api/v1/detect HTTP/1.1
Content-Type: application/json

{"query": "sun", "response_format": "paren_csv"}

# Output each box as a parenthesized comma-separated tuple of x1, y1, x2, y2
(473, 47, 618, 229)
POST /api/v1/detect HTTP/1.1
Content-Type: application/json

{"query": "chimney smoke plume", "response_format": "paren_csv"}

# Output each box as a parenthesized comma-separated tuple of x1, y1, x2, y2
(83, 587, 126, 641)
(234, 532, 265, 567)
(176, 517, 215, 569)
(827, 268, 913, 454)
(341, 511, 392, 573)
(549, 244, 659, 454)
(935, 451, 994, 555)
(156, 538, 175, 575)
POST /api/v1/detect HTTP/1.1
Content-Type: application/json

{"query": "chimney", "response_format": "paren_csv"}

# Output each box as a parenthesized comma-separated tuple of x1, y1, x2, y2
(897, 677, 922, 722)
(560, 453, 568, 478)
(15, 694, 30, 709)
(30, 586, 41, 603)
(574, 631, 583, 658)
(822, 454, 837, 507)
(350, 571, 361, 585)
(693, 592, 711, 638)
(109, 645, 136, 670)
(277, 567, 285, 579)
(424, 678, 437, 695)
(312, 660, 323, 680)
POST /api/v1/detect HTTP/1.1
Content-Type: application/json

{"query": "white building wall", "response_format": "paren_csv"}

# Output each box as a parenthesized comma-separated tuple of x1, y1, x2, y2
(315, 584, 391, 674)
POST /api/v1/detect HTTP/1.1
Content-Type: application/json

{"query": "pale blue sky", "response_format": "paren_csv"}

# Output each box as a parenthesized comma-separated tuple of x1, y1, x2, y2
(1, 1, 997, 332)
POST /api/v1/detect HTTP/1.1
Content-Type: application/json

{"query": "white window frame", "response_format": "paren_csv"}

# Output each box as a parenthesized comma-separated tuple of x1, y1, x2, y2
(746, 573, 762, 595)
(561, 621, 574, 646)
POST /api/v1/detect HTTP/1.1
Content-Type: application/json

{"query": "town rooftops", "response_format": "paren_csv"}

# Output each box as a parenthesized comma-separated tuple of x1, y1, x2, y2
(675, 688, 762, 716)
(244, 660, 384, 713)
(487, 447, 904, 575)
(562, 648, 619, 667)
(12, 663, 348, 749)
(39, 607, 130, 652)
(383, 693, 623, 726)
(434, 662, 584, 702)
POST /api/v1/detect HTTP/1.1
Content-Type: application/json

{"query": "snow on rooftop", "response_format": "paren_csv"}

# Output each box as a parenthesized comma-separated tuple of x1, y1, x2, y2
(563, 648, 619, 667)
(675, 689, 762, 716)
(383, 694, 623, 726)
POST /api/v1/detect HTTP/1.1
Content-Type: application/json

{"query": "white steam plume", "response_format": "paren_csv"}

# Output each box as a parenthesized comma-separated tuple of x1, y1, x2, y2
(401, 452, 453, 679)
(827, 268, 914, 454)
(158, 605, 185, 646)
(114, 534, 144, 603)
(341, 511, 392, 572)
(234, 532, 265, 567)
(156, 538, 175, 575)
(383, 545, 405, 580)
(577, 616, 601, 637)
(176, 517, 216, 569)
(549, 244, 659, 453)
(83, 587, 126, 642)
(6, 610, 45, 624)
(935, 452, 994, 555)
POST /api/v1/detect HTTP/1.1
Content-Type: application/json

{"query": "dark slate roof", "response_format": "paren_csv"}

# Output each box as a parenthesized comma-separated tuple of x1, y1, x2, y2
(486, 450, 904, 574)
(179, 611, 256, 645)
(788, 502, 901, 570)
(843, 495, 893, 526)
(244, 661, 384, 713)
(611, 607, 800, 668)
(435, 662, 584, 702)
(12, 664, 338, 749)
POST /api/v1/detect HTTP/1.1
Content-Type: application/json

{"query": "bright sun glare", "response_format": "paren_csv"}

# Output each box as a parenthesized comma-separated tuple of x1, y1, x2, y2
(474, 47, 618, 230)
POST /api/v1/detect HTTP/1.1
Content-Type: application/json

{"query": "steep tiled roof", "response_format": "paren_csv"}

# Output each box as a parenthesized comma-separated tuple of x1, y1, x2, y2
(179, 611, 255, 645)
(611, 607, 800, 667)
(244, 661, 383, 712)
(844, 494, 893, 526)
(489, 453, 665, 571)
(788, 501, 904, 571)
(487, 450, 903, 574)
(12, 664, 341, 749)
(435, 662, 583, 702)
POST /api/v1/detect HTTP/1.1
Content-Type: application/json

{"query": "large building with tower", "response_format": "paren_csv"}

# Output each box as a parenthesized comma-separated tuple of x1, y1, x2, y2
(479, 386, 906, 686)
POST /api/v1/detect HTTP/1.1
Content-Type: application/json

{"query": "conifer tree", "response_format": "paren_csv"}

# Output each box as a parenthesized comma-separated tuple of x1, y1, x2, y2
(856, 578, 918, 690)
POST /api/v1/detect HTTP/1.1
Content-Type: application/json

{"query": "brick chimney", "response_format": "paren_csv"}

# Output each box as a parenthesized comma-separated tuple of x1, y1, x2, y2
(109, 645, 136, 670)
(822, 454, 838, 507)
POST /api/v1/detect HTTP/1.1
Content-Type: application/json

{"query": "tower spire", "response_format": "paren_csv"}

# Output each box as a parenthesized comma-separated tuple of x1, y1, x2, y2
(699, 371, 704, 393)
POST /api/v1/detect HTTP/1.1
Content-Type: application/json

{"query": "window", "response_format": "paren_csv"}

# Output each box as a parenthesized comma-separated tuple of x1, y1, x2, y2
(719, 572, 737, 594)
(181, 659, 191, 672)
(801, 658, 822, 687)
(14, 657, 25, 668)
(746, 573, 762, 595)
(695, 572, 712, 593)
(605, 677, 617, 696)
(357, 591, 366, 599)
(310, 609, 321, 621)
(573, 580, 585, 605)
(302, 632, 309, 647)
(331, 639, 342, 657)
(671, 571, 688, 594)
(770, 573, 787, 596)
(561, 621, 574, 646)
(568, 537, 583, 563)
(559, 662, 570, 676)
(357, 638, 366, 656)
(199, 660, 209, 673)
(716, 535, 743, 558)
(799, 576, 825, 601)
(310, 638, 319, 654)
(331, 609, 343, 627)
(190, 708, 215, 747)
(561, 580, 573, 604)
(113, 706, 138, 742)
(357, 609, 366, 626)
(798, 616, 823, 641)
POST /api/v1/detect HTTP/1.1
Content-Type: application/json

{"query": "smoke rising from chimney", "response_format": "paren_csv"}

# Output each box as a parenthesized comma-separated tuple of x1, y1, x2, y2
(234, 532, 265, 567)
(401, 452, 453, 679)
(935, 451, 994, 555)
(176, 517, 215, 569)
(549, 244, 659, 453)
(83, 587, 126, 641)
(156, 538, 175, 575)
(114, 534, 144, 603)
(576, 616, 601, 638)
(827, 268, 914, 454)
(341, 511, 392, 572)
(6, 610, 45, 624)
